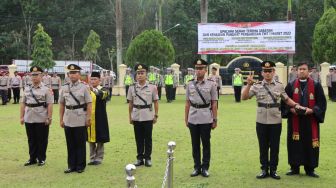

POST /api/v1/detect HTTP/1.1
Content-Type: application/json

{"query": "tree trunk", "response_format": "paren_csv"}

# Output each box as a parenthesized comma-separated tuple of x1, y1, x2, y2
(200, 0, 208, 60)
(116, 0, 122, 69)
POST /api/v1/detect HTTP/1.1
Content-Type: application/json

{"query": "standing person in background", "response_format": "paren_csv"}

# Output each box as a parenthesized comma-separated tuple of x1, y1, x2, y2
(23, 72, 32, 91)
(6, 72, 12, 103)
(232, 68, 244, 102)
(309, 67, 320, 83)
(107, 70, 114, 100)
(127, 64, 159, 167)
(124, 68, 134, 103)
(209, 67, 222, 106)
(185, 59, 218, 178)
(326, 68, 333, 100)
(184, 68, 194, 89)
(164, 68, 174, 103)
(331, 68, 336, 102)
(20, 66, 53, 166)
(11, 71, 22, 104)
(87, 72, 110, 166)
(0, 71, 10, 105)
(42, 72, 52, 88)
(51, 73, 61, 104)
(148, 66, 157, 85)
(59, 64, 92, 174)
(156, 68, 163, 100)
(172, 70, 178, 100)
(289, 66, 298, 83)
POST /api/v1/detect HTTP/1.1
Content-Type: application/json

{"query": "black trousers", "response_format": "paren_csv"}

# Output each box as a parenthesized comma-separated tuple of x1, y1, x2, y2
(52, 89, 59, 103)
(172, 87, 176, 100)
(256, 122, 282, 171)
(188, 123, 212, 170)
(133, 121, 153, 160)
(331, 82, 336, 101)
(157, 86, 162, 100)
(328, 87, 331, 100)
(25, 123, 49, 162)
(7, 88, 11, 101)
(64, 126, 87, 170)
(165, 85, 173, 102)
(125, 85, 130, 102)
(233, 86, 242, 102)
(0, 89, 7, 104)
(109, 87, 112, 100)
(12, 87, 20, 103)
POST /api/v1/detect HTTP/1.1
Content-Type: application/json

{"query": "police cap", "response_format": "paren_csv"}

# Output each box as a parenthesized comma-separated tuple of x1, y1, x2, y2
(30, 66, 43, 74)
(261, 61, 275, 69)
(91, 71, 100, 78)
(67, 64, 82, 71)
(193, 59, 208, 66)
(134, 64, 148, 72)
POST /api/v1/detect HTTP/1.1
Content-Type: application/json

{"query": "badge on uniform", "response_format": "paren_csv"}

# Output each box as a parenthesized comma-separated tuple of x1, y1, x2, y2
(294, 88, 299, 94)
(309, 93, 314, 100)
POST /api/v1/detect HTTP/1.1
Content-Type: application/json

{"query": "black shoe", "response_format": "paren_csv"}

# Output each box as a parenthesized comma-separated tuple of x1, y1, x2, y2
(88, 161, 95, 165)
(133, 159, 144, 166)
(24, 160, 37, 166)
(145, 160, 152, 167)
(306, 171, 319, 178)
(64, 168, 76, 173)
(190, 169, 201, 177)
(270, 171, 281, 180)
(77, 169, 84, 173)
(256, 170, 269, 179)
(201, 169, 210, 177)
(38, 161, 45, 166)
(286, 169, 299, 176)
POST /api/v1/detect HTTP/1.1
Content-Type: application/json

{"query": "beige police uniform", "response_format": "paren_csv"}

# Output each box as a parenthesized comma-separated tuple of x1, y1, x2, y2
(59, 81, 92, 127)
(42, 75, 52, 88)
(11, 75, 22, 103)
(0, 75, 10, 104)
(127, 82, 158, 121)
(249, 79, 288, 124)
(23, 75, 32, 89)
(21, 82, 53, 164)
(51, 76, 61, 103)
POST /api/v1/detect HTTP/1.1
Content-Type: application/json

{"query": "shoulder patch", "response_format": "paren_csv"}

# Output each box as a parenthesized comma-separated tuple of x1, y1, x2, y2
(207, 78, 214, 82)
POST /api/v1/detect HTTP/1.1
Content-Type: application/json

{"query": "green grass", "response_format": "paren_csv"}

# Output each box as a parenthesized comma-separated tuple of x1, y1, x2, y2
(0, 95, 335, 188)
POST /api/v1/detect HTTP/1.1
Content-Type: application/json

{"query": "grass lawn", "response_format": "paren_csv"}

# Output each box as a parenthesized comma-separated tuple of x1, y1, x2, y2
(0, 95, 335, 188)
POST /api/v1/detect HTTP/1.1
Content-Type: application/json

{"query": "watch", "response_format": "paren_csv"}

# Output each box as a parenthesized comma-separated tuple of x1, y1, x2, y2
(213, 118, 217, 123)
(154, 114, 159, 118)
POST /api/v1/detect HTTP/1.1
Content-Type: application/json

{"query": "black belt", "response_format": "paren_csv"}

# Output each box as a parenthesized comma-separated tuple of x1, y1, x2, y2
(190, 102, 210, 109)
(133, 104, 152, 109)
(52, 84, 59, 86)
(66, 104, 86, 110)
(0, 85, 7, 87)
(26, 103, 46, 107)
(258, 103, 280, 108)
(12, 84, 19, 86)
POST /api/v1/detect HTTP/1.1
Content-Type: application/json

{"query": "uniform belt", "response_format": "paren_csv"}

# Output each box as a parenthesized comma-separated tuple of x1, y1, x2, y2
(190, 102, 210, 109)
(133, 104, 152, 109)
(52, 84, 59, 86)
(258, 103, 280, 108)
(12, 84, 19, 86)
(66, 104, 86, 110)
(0, 85, 7, 86)
(26, 103, 46, 107)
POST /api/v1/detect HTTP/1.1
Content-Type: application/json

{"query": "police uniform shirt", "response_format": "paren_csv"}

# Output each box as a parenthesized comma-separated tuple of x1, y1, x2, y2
(186, 78, 218, 124)
(127, 82, 158, 121)
(248, 79, 289, 124)
(20, 83, 54, 123)
(11, 75, 22, 88)
(64, 77, 70, 85)
(51, 76, 61, 89)
(209, 75, 222, 88)
(59, 81, 92, 127)
(42, 75, 52, 87)
(0, 75, 10, 90)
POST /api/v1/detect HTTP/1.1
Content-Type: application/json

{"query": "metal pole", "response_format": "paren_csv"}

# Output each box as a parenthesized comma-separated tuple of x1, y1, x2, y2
(287, 0, 293, 83)
(167, 141, 176, 188)
(125, 164, 137, 188)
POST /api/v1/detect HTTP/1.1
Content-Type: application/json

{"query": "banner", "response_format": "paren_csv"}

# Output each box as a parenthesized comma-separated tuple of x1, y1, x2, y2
(198, 21, 295, 54)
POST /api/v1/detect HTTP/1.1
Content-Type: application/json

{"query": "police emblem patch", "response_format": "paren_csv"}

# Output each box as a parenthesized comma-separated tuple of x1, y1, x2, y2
(33, 67, 38, 71)
(294, 88, 299, 94)
(70, 65, 75, 70)
(309, 93, 314, 100)
(197, 60, 202, 65)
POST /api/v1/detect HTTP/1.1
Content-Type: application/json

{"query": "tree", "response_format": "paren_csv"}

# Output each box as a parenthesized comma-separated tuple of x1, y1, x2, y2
(324, 0, 336, 11)
(115, 0, 123, 68)
(82, 30, 101, 64)
(31, 23, 55, 69)
(312, 8, 336, 63)
(126, 30, 175, 67)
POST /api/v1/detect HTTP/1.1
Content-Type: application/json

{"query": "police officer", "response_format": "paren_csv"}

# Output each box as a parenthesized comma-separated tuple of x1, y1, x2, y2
(107, 70, 114, 100)
(42, 72, 52, 88)
(11, 71, 22, 104)
(208, 67, 222, 101)
(148, 66, 157, 85)
(124, 68, 134, 103)
(20, 66, 54, 166)
(185, 59, 218, 178)
(184, 68, 194, 88)
(59, 64, 92, 173)
(164, 68, 174, 103)
(51, 73, 61, 104)
(241, 61, 300, 180)
(22, 72, 32, 91)
(309, 67, 320, 83)
(155, 68, 163, 100)
(127, 64, 159, 167)
(232, 68, 243, 102)
(0, 71, 10, 105)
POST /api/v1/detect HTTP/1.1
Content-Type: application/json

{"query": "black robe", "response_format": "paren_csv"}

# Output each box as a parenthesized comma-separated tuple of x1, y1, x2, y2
(87, 87, 110, 143)
(281, 79, 326, 168)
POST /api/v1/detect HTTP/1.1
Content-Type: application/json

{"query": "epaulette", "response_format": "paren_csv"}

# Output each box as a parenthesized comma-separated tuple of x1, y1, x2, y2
(207, 78, 214, 82)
